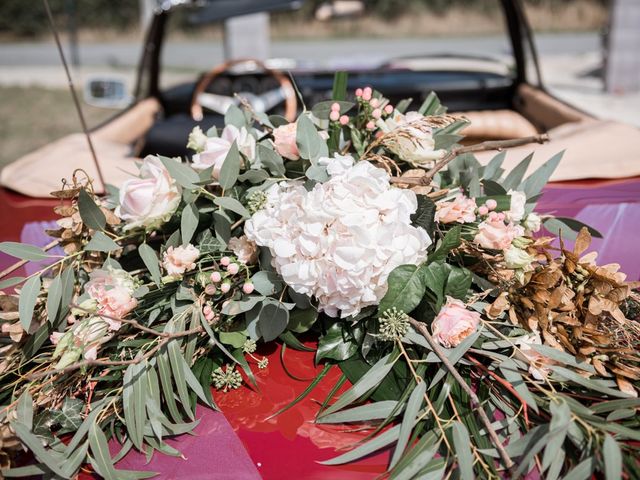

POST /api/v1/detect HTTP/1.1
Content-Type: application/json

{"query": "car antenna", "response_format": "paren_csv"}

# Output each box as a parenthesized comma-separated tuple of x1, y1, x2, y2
(42, 0, 106, 191)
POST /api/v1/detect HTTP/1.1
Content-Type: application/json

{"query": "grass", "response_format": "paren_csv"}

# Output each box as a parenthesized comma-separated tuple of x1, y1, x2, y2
(0, 86, 114, 170)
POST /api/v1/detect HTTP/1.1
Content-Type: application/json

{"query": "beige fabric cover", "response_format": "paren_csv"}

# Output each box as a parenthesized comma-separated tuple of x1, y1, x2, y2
(459, 109, 538, 140)
(0, 98, 160, 197)
(515, 84, 590, 131)
(474, 120, 640, 182)
(0, 134, 138, 197)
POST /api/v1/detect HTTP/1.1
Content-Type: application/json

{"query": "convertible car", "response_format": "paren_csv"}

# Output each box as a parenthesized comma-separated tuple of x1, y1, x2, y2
(1, 0, 639, 478)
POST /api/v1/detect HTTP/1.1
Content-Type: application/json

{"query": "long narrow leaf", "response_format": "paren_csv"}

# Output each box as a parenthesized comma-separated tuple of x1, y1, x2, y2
(322, 353, 397, 416)
(390, 381, 425, 468)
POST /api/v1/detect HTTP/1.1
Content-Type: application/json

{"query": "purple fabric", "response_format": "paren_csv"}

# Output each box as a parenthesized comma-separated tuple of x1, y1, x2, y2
(19, 221, 64, 276)
(113, 406, 261, 479)
(538, 180, 640, 280)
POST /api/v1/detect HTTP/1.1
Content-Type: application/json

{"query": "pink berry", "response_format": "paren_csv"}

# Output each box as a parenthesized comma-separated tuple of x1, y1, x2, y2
(339, 115, 349, 125)
(362, 87, 372, 101)
(205, 284, 217, 295)
(384, 104, 393, 114)
(243, 283, 255, 294)
(220, 282, 231, 293)
(205, 311, 215, 322)
(372, 108, 382, 119)
(210, 271, 222, 283)
(485, 199, 498, 211)
(355, 88, 363, 97)
(329, 110, 340, 122)
(369, 98, 380, 108)
(220, 256, 231, 266)
(227, 263, 240, 275)
(203, 305, 212, 316)
(331, 102, 340, 112)
(366, 120, 376, 130)
(478, 206, 489, 216)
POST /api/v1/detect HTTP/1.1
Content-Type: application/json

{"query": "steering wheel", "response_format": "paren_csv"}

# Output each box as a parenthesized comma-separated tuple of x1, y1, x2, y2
(190, 59, 298, 123)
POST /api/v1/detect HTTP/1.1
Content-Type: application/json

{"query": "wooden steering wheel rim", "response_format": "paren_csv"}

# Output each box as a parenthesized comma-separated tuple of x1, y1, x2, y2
(190, 58, 297, 123)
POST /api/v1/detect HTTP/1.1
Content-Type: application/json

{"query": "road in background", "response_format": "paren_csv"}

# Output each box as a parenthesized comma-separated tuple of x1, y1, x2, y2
(0, 32, 638, 125)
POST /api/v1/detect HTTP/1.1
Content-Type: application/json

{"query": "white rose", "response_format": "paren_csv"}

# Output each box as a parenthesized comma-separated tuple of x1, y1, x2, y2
(187, 126, 208, 153)
(524, 213, 542, 233)
(504, 245, 534, 270)
(192, 124, 255, 178)
(507, 189, 527, 222)
(115, 155, 181, 231)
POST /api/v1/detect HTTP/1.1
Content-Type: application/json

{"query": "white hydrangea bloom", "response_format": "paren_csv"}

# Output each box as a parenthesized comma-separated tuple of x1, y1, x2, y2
(245, 161, 432, 318)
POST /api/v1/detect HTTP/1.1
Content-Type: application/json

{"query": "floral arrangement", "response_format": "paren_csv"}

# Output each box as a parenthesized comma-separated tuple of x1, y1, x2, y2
(1, 74, 639, 479)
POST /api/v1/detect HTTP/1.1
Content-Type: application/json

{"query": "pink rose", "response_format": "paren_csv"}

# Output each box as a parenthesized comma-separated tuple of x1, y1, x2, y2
(116, 155, 181, 231)
(432, 296, 481, 348)
(435, 194, 477, 224)
(191, 124, 255, 178)
(228, 235, 259, 265)
(272, 122, 299, 160)
(474, 212, 524, 251)
(85, 268, 138, 330)
(162, 244, 200, 276)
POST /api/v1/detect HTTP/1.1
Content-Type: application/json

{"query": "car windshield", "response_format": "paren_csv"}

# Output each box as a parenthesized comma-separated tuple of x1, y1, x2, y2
(159, 0, 514, 89)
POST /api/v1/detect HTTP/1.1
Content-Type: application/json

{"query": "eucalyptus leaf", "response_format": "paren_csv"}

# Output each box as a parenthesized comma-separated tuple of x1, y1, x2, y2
(214, 196, 250, 218)
(390, 380, 425, 467)
(78, 189, 106, 230)
(296, 114, 326, 162)
(180, 204, 199, 245)
(451, 421, 474, 480)
(316, 400, 401, 424)
(159, 156, 199, 189)
(218, 141, 241, 190)
(322, 352, 397, 416)
(603, 434, 622, 480)
(46, 274, 62, 323)
(85, 231, 120, 252)
(19, 275, 41, 331)
(257, 302, 289, 342)
(138, 244, 162, 285)
(0, 242, 54, 262)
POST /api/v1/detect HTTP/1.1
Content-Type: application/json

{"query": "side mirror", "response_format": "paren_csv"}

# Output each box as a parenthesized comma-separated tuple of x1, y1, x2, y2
(84, 77, 131, 108)
(315, 1, 364, 21)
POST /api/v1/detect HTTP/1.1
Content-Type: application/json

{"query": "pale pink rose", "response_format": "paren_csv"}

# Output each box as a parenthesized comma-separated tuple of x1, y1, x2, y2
(474, 212, 523, 251)
(116, 155, 181, 230)
(191, 124, 255, 178)
(272, 123, 299, 160)
(85, 268, 138, 330)
(162, 244, 200, 276)
(432, 297, 481, 348)
(228, 235, 259, 265)
(435, 194, 477, 224)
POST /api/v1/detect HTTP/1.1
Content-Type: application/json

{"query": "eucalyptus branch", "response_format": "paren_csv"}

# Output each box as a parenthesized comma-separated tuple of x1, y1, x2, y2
(408, 318, 515, 474)
(390, 134, 549, 187)
(28, 317, 206, 380)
